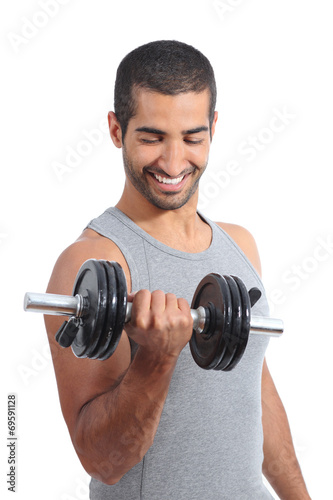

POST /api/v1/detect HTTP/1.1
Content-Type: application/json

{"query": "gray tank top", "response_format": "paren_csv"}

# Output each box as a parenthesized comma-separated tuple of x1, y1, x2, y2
(87, 207, 273, 500)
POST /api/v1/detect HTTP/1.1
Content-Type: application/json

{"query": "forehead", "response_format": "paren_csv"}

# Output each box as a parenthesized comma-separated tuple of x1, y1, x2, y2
(129, 88, 211, 131)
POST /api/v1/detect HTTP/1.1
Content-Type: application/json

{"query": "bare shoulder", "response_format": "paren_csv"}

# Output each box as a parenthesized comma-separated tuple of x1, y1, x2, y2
(216, 222, 262, 277)
(47, 228, 131, 296)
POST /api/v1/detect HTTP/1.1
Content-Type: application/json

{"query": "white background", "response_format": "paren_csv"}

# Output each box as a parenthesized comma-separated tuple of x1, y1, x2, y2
(1, 1, 332, 498)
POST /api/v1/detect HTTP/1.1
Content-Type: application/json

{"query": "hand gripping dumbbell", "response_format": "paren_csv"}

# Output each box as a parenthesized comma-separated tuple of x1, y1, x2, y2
(24, 259, 283, 371)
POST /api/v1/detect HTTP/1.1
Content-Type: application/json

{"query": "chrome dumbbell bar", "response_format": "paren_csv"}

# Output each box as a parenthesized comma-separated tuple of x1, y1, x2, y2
(23, 259, 283, 370)
(24, 291, 283, 337)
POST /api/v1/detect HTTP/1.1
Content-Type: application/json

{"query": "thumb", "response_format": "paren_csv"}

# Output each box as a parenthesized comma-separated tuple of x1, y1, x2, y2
(127, 291, 137, 303)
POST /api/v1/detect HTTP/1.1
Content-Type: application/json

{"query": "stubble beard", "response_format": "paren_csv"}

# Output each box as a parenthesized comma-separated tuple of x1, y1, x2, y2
(122, 146, 207, 211)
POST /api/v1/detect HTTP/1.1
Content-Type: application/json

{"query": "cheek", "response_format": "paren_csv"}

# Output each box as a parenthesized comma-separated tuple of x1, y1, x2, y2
(134, 146, 160, 166)
(190, 146, 210, 165)
(131, 144, 209, 168)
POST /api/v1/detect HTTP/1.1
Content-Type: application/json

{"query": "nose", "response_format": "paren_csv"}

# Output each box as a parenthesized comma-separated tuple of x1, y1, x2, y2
(159, 140, 187, 177)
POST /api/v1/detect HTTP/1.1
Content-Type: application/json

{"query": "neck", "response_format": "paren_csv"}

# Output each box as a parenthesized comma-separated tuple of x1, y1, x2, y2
(116, 185, 211, 253)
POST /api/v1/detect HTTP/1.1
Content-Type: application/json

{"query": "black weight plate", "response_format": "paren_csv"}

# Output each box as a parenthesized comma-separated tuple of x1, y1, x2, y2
(219, 276, 242, 371)
(71, 259, 107, 358)
(97, 261, 122, 361)
(112, 261, 128, 342)
(190, 273, 232, 370)
(89, 260, 117, 360)
(212, 276, 239, 371)
(224, 276, 251, 371)
(84, 260, 108, 358)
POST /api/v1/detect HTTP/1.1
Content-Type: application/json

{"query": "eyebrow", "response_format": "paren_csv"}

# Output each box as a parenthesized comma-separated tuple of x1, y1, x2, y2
(135, 126, 209, 135)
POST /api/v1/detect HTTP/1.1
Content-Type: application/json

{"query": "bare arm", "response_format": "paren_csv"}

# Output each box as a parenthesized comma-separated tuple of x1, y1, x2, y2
(262, 360, 311, 499)
(74, 341, 180, 484)
(45, 231, 192, 485)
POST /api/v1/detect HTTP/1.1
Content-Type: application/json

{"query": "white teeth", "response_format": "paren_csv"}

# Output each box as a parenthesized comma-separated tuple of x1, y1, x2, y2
(153, 174, 184, 185)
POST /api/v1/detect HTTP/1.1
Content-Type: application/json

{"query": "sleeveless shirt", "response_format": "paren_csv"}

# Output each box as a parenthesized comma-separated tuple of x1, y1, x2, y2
(87, 207, 274, 500)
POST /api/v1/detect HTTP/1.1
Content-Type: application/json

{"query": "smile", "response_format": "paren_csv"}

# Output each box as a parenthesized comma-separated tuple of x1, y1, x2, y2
(153, 174, 185, 185)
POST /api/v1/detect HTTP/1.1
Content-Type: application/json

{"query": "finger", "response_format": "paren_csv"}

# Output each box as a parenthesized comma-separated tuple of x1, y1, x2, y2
(150, 290, 167, 314)
(177, 297, 191, 312)
(127, 291, 138, 303)
(131, 289, 151, 315)
(165, 293, 179, 310)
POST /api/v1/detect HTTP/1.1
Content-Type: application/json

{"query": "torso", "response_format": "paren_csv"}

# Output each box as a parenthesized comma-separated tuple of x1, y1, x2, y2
(78, 216, 261, 293)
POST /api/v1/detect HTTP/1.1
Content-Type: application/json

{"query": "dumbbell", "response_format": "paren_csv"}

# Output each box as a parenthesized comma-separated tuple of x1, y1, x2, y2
(24, 259, 283, 371)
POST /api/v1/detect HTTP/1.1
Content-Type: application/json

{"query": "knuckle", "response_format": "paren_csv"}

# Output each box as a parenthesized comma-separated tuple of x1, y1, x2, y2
(135, 315, 149, 331)
(168, 311, 190, 331)
(168, 316, 178, 330)
(179, 316, 192, 331)
(181, 314, 192, 328)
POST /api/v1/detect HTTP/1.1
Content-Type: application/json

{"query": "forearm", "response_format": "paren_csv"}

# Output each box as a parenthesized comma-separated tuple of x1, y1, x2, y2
(262, 362, 311, 499)
(74, 347, 178, 484)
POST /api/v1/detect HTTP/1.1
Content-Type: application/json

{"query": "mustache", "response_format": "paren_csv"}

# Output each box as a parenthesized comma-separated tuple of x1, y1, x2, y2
(143, 165, 198, 178)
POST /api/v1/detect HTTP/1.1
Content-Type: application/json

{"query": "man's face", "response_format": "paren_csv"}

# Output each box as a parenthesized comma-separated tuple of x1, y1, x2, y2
(120, 89, 217, 211)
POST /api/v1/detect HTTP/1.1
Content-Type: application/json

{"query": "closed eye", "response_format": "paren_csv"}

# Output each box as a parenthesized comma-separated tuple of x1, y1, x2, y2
(184, 139, 204, 144)
(140, 138, 161, 144)
(139, 137, 204, 145)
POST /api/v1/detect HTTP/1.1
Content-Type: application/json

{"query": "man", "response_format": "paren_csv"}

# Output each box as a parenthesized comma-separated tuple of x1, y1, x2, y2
(45, 40, 311, 499)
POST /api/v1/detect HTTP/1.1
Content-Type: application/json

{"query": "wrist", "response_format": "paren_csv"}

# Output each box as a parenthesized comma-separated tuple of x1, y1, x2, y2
(134, 345, 179, 374)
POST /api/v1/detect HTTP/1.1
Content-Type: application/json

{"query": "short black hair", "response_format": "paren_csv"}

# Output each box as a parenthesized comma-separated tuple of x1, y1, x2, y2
(114, 40, 217, 140)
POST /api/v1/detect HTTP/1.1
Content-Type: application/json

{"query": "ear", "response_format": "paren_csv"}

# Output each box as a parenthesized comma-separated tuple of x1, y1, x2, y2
(108, 111, 123, 148)
(210, 111, 218, 140)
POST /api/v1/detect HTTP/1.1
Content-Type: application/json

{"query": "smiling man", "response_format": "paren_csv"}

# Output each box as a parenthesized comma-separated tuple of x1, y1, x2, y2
(119, 91, 211, 212)
(45, 41, 310, 499)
